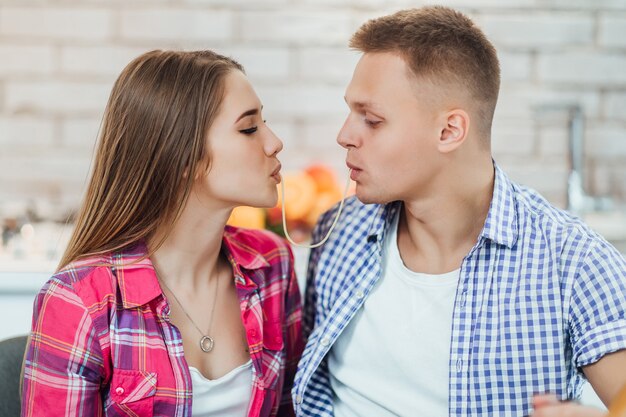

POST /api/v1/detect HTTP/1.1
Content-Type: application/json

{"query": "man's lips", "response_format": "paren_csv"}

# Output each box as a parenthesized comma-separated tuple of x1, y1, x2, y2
(346, 161, 360, 171)
(346, 162, 361, 181)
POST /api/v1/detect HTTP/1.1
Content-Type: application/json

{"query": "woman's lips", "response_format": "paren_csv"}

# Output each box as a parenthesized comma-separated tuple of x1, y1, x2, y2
(271, 163, 282, 183)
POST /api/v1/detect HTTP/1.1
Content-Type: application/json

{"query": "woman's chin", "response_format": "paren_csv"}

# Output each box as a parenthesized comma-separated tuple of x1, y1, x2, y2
(240, 196, 277, 210)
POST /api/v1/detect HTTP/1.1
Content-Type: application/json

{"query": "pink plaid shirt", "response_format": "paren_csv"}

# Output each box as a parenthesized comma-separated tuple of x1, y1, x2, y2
(22, 227, 303, 417)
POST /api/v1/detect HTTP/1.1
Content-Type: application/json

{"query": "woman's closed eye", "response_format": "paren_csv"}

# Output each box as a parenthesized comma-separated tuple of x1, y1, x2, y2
(239, 120, 267, 135)
(239, 126, 258, 135)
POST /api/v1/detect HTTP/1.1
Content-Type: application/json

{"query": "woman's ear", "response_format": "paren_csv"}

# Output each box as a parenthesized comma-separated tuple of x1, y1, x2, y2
(438, 109, 470, 153)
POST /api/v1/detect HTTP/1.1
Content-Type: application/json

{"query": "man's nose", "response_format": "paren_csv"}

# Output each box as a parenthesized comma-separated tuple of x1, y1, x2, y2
(337, 117, 357, 149)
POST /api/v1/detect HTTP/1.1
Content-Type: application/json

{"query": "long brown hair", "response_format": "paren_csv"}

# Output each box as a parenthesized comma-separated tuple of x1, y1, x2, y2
(58, 50, 243, 270)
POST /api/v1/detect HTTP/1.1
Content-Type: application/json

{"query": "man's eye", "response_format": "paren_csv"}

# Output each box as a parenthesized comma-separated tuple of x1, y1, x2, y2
(365, 119, 381, 127)
(240, 126, 258, 135)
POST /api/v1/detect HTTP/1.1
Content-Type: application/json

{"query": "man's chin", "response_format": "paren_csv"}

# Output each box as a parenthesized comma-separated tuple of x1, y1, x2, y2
(354, 188, 390, 205)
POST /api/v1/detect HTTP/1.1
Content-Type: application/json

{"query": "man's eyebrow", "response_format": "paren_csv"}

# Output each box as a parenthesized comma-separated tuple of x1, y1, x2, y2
(344, 96, 378, 109)
(235, 108, 259, 123)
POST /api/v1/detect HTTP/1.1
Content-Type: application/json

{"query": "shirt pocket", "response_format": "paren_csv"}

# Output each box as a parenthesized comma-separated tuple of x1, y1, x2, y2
(109, 369, 157, 416)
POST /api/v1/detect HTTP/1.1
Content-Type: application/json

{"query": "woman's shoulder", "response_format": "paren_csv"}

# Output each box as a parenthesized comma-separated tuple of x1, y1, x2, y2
(30, 255, 118, 337)
(53, 254, 113, 286)
(45, 250, 130, 308)
(225, 225, 290, 251)
(223, 226, 294, 270)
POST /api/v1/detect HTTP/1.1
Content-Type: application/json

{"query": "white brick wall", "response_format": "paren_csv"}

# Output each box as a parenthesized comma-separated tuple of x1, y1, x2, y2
(5, 81, 112, 114)
(481, 13, 594, 48)
(60, 117, 102, 149)
(538, 52, 626, 84)
(0, 45, 55, 76)
(60, 46, 147, 77)
(491, 117, 536, 156)
(119, 9, 234, 42)
(216, 47, 291, 81)
(605, 93, 626, 120)
(0, 0, 625, 212)
(298, 48, 361, 84)
(0, 116, 55, 147)
(256, 85, 346, 117)
(0, 7, 112, 41)
(599, 15, 626, 47)
(239, 11, 355, 45)
(498, 52, 532, 83)
(587, 124, 626, 158)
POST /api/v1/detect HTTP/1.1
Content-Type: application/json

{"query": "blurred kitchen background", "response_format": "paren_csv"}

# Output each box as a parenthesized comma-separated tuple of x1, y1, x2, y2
(1, 0, 625, 408)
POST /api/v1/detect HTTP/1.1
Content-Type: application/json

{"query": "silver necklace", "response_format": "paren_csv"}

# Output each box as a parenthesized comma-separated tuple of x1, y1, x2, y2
(158, 271, 220, 353)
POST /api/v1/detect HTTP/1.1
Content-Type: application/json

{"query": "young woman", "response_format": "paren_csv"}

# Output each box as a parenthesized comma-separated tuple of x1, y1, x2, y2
(21, 50, 303, 417)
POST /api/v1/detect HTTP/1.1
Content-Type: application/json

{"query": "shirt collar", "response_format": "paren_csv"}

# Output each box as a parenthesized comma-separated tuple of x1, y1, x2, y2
(367, 201, 401, 244)
(113, 228, 271, 308)
(370, 162, 518, 249)
(222, 226, 270, 289)
(111, 241, 163, 310)
(479, 162, 519, 248)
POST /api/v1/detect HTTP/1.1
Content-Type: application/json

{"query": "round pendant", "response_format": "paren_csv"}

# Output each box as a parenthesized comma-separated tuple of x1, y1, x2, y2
(200, 335, 214, 353)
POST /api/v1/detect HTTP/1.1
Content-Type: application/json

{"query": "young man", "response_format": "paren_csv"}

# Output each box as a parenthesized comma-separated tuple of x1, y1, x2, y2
(293, 6, 626, 417)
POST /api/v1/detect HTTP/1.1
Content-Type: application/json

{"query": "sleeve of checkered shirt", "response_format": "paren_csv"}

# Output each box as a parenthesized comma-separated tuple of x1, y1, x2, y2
(569, 238, 626, 368)
(277, 244, 304, 417)
(21, 277, 105, 417)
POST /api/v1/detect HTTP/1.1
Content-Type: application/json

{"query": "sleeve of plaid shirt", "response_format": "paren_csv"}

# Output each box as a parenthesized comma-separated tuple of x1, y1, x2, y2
(569, 238, 626, 369)
(21, 277, 106, 417)
(277, 243, 305, 417)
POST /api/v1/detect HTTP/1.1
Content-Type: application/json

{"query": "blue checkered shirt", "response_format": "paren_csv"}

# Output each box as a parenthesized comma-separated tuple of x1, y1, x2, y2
(293, 164, 626, 417)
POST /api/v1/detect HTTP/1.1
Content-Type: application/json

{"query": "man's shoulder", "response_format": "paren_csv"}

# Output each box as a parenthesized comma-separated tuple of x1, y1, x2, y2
(511, 182, 608, 252)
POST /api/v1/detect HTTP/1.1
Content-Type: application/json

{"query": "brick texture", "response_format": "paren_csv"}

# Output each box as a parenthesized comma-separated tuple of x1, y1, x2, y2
(0, 1, 625, 211)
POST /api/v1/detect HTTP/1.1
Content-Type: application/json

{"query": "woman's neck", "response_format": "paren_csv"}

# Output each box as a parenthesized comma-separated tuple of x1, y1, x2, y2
(148, 196, 233, 291)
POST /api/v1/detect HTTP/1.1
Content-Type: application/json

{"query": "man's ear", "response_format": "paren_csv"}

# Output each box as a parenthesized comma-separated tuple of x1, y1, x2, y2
(438, 109, 470, 153)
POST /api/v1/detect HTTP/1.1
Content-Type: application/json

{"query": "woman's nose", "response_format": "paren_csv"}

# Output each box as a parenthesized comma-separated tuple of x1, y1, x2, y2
(266, 127, 283, 156)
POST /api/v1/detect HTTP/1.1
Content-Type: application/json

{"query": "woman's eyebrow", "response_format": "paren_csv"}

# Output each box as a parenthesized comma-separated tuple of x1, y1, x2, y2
(235, 105, 263, 123)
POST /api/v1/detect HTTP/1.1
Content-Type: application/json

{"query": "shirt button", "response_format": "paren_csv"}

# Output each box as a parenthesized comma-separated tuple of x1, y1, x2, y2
(459, 291, 467, 307)
(295, 394, 303, 404)
(115, 387, 124, 395)
(456, 359, 463, 373)
(355, 290, 364, 299)
(249, 329, 257, 337)
(320, 337, 330, 347)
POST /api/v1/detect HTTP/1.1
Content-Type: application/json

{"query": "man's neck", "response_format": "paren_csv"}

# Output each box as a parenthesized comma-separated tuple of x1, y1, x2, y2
(397, 159, 494, 274)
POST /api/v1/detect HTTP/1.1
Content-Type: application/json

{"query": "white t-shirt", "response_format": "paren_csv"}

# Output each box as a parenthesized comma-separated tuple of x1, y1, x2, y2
(329, 212, 460, 417)
(189, 360, 253, 417)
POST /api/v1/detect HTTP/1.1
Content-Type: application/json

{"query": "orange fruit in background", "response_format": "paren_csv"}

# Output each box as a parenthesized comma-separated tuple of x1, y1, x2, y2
(305, 190, 343, 227)
(305, 164, 341, 194)
(227, 206, 266, 230)
(277, 172, 317, 221)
